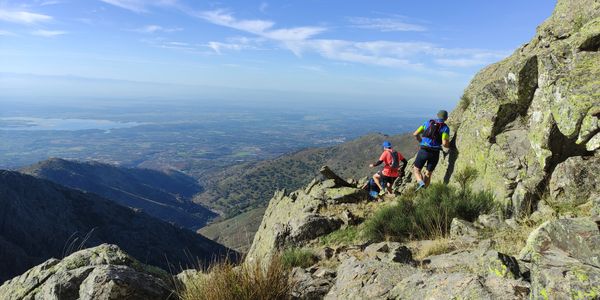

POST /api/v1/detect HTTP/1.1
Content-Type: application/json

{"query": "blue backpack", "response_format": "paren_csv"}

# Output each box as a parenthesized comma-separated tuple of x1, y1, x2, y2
(367, 178, 382, 200)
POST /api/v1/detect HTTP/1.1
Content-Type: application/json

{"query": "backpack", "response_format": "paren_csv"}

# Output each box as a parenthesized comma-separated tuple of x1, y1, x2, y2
(390, 151, 400, 169)
(423, 120, 444, 145)
(367, 178, 381, 200)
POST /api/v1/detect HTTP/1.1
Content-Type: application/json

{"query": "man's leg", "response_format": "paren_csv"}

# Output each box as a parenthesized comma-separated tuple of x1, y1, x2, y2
(385, 177, 397, 194)
(413, 149, 427, 188)
(423, 170, 433, 187)
(412, 166, 424, 183)
(373, 172, 384, 192)
(423, 150, 440, 187)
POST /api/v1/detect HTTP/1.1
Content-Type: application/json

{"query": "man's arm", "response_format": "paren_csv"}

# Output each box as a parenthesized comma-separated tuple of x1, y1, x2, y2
(369, 160, 383, 168)
(413, 126, 424, 143)
(441, 128, 450, 148)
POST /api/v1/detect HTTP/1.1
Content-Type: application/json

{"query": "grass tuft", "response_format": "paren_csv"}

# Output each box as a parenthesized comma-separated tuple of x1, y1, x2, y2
(415, 238, 456, 260)
(281, 248, 318, 269)
(178, 256, 291, 300)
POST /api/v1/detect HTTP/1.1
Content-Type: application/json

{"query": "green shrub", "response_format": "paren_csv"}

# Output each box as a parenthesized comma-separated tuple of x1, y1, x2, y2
(178, 256, 290, 300)
(281, 248, 318, 269)
(363, 183, 496, 241)
(454, 166, 478, 191)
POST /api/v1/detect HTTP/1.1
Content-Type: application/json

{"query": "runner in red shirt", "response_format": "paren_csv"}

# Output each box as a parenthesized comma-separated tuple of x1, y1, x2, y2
(369, 141, 408, 197)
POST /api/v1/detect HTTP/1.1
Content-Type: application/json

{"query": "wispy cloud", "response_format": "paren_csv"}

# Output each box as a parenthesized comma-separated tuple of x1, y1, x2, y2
(196, 10, 325, 41)
(39, 1, 63, 6)
(31, 29, 67, 37)
(133, 24, 182, 33)
(298, 65, 324, 72)
(0, 29, 15, 36)
(192, 9, 507, 71)
(434, 50, 509, 67)
(141, 37, 211, 54)
(99, 0, 179, 13)
(0, 9, 53, 24)
(206, 36, 265, 54)
(348, 17, 426, 32)
(286, 39, 424, 68)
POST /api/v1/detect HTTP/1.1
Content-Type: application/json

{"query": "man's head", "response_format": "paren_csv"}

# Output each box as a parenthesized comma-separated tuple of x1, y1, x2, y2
(382, 141, 392, 149)
(437, 110, 449, 121)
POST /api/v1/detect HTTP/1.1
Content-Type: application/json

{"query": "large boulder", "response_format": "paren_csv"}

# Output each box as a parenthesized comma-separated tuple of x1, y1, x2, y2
(324, 255, 414, 300)
(519, 218, 600, 299)
(246, 178, 351, 264)
(0, 244, 173, 300)
(430, 0, 600, 217)
(548, 154, 600, 207)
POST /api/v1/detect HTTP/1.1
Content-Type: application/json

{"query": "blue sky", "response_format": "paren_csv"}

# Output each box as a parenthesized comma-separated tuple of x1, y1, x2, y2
(0, 0, 555, 107)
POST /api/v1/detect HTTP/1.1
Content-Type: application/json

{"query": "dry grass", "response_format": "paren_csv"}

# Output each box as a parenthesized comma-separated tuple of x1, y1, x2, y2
(415, 238, 456, 260)
(484, 219, 543, 256)
(178, 257, 291, 300)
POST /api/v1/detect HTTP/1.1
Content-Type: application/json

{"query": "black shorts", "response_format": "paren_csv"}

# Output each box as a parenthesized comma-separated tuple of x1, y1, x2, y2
(414, 147, 440, 172)
(377, 171, 398, 185)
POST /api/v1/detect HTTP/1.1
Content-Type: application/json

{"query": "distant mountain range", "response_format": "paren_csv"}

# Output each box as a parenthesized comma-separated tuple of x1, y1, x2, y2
(0, 170, 234, 283)
(199, 132, 419, 251)
(22, 158, 215, 230)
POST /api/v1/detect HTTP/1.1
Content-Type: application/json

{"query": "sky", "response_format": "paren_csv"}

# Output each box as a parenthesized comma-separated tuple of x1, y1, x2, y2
(0, 0, 556, 108)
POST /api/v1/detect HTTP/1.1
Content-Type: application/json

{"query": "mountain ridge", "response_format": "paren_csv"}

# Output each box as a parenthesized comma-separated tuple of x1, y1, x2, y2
(22, 158, 216, 230)
(0, 170, 235, 283)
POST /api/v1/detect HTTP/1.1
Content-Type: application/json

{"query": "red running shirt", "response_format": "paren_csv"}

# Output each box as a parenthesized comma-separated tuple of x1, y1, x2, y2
(379, 149, 405, 177)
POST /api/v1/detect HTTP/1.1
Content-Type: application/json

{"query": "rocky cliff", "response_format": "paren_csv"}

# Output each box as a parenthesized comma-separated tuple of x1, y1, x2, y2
(0, 170, 235, 283)
(433, 0, 600, 217)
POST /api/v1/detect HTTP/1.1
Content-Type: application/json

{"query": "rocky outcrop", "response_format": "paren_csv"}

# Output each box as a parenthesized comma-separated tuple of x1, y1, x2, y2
(548, 154, 599, 207)
(0, 244, 173, 300)
(433, 0, 600, 217)
(322, 241, 530, 300)
(519, 218, 600, 299)
(246, 176, 368, 263)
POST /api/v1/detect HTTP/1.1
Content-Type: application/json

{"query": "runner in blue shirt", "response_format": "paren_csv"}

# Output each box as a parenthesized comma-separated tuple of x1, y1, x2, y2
(412, 110, 450, 190)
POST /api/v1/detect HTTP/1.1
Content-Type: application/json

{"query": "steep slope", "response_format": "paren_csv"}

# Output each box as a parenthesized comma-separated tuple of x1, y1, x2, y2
(433, 0, 600, 216)
(195, 132, 417, 216)
(22, 158, 215, 230)
(0, 170, 235, 283)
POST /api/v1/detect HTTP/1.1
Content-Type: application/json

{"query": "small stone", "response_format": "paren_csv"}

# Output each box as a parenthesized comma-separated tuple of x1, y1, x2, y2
(450, 218, 479, 238)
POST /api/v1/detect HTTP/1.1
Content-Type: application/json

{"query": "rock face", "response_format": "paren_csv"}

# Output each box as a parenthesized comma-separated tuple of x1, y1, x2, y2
(0, 244, 173, 300)
(246, 178, 368, 263)
(548, 154, 600, 207)
(0, 170, 235, 283)
(519, 218, 600, 299)
(433, 0, 600, 217)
